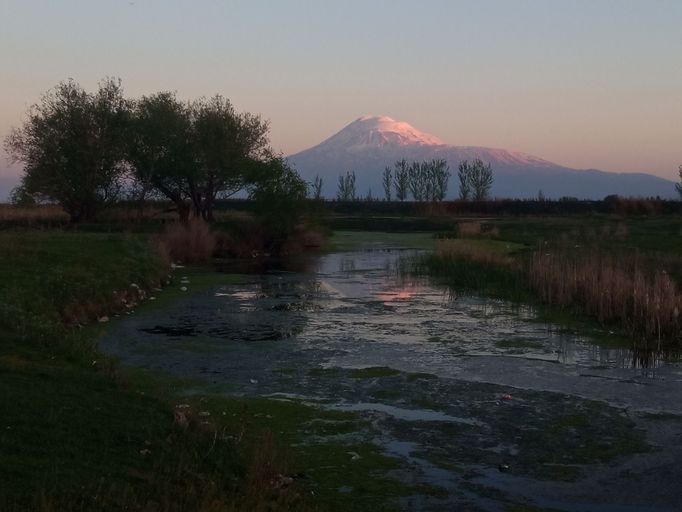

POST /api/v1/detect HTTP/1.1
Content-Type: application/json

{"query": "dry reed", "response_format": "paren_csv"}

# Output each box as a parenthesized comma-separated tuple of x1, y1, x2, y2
(435, 239, 516, 267)
(457, 221, 482, 237)
(0, 204, 67, 224)
(159, 219, 216, 263)
(530, 251, 682, 344)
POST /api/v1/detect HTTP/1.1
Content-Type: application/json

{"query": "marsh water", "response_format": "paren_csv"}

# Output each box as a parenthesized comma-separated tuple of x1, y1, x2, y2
(102, 244, 682, 511)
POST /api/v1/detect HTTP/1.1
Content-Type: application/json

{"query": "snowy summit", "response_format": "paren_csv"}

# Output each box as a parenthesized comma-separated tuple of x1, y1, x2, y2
(288, 115, 677, 199)
(315, 115, 444, 152)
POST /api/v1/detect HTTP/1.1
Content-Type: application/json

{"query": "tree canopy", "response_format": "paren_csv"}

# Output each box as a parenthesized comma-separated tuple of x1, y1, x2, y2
(190, 95, 270, 220)
(127, 91, 194, 220)
(5, 78, 294, 223)
(5, 78, 129, 221)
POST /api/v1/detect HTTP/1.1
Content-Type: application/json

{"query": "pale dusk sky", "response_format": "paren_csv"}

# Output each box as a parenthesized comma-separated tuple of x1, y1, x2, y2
(1, 0, 680, 182)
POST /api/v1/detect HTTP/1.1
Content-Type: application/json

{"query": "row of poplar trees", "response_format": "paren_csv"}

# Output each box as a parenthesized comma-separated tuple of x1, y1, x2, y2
(335, 158, 493, 201)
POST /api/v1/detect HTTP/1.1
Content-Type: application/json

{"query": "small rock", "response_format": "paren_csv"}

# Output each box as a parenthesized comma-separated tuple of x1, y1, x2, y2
(97, 316, 109, 323)
(149, 296, 156, 300)
(249, 378, 258, 384)
(347, 451, 361, 461)
(139, 448, 152, 456)
(498, 464, 511, 472)
(180, 286, 188, 292)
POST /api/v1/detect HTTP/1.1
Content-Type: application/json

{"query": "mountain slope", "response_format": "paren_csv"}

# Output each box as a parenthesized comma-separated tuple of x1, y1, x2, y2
(288, 116, 676, 199)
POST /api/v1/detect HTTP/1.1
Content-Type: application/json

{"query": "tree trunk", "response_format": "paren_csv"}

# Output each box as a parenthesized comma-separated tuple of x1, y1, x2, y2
(177, 200, 190, 224)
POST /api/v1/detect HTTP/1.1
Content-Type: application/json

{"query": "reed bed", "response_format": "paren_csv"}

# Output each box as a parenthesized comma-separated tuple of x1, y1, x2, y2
(422, 239, 526, 300)
(425, 232, 682, 346)
(159, 219, 216, 263)
(456, 220, 500, 239)
(457, 221, 482, 237)
(0, 204, 68, 224)
(435, 239, 516, 267)
(530, 252, 681, 345)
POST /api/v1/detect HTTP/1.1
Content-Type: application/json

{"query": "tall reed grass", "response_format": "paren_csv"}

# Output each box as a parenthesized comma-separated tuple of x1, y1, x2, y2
(422, 240, 526, 300)
(529, 252, 682, 345)
(159, 219, 216, 263)
(425, 231, 682, 346)
(0, 204, 68, 225)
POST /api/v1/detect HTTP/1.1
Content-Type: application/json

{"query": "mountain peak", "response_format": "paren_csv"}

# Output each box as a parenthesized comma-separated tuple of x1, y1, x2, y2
(315, 115, 444, 152)
(288, 116, 677, 199)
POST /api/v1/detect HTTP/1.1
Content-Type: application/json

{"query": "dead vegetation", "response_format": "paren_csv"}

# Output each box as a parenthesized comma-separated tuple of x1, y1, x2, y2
(159, 219, 217, 264)
(530, 251, 682, 345)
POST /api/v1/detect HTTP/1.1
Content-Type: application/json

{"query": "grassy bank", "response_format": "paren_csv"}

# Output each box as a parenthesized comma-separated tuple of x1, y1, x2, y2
(0, 231, 317, 510)
(1, 230, 431, 511)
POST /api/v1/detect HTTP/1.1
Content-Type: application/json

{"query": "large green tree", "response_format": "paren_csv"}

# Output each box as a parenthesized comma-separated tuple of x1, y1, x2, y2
(249, 156, 308, 248)
(127, 91, 194, 221)
(676, 164, 682, 200)
(5, 78, 129, 221)
(191, 95, 270, 220)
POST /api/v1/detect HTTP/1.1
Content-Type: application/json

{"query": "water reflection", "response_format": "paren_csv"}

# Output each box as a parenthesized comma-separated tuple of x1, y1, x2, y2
(112, 248, 680, 382)
(307, 249, 680, 378)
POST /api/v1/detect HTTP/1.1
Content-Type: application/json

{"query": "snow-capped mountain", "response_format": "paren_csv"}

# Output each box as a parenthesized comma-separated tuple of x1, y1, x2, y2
(288, 116, 677, 199)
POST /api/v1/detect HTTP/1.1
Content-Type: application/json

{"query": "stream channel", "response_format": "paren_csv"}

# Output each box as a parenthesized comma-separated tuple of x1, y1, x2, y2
(101, 240, 682, 511)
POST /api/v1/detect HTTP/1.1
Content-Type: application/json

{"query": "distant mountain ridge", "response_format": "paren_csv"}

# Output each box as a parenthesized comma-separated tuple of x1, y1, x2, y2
(288, 116, 676, 199)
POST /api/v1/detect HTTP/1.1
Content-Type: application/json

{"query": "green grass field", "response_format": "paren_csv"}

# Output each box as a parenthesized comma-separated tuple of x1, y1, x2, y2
(0, 232, 282, 510)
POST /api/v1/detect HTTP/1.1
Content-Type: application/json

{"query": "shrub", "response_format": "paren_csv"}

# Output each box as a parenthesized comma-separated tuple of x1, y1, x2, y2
(160, 219, 216, 263)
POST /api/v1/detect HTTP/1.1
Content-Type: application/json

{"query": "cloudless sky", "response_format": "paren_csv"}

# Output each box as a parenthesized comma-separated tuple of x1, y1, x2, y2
(1, 0, 680, 180)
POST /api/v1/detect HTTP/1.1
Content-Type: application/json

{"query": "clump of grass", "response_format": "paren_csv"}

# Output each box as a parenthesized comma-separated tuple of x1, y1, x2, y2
(160, 219, 216, 263)
(435, 239, 517, 267)
(456, 220, 500, 239)
(280, 224, 327, 254)
(529, 251, 682, 345)
(418, 239, 527, 301)
(457, 221, 482, 237)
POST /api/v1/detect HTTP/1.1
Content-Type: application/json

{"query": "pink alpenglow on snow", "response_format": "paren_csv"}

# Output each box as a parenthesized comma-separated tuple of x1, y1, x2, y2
(288, 116, 678, 200)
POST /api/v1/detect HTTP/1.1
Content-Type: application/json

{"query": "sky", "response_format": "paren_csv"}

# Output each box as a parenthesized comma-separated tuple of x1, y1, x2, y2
(1, 0, 681, 184)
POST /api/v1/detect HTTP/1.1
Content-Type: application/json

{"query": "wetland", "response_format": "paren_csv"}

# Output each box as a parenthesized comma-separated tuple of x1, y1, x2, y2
(101, 233, 682, 511)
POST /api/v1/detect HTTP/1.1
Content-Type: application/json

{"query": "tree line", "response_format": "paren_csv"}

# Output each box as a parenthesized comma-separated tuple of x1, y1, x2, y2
(5, 78, 306, 222)
(331, 157, 494, 201)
